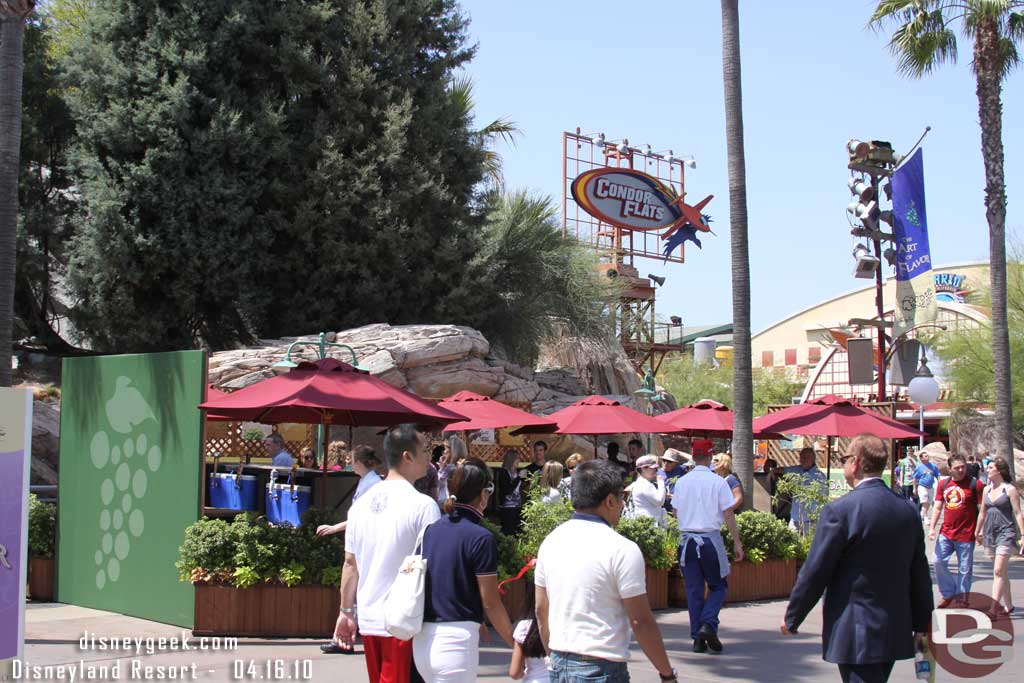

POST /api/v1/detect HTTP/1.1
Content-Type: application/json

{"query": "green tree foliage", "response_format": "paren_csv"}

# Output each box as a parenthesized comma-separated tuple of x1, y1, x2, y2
(658, 355, 803, 416)
(467, 191, 616, 363)
(448, 75, 518, 192)
(62, 0, 489, 351)
(934, 255, 1024, 428)
(752, 367, 805, 415)
(36, 0, 90, 61)
(14, 13, 77, 350)
(658, 355, 732, 408)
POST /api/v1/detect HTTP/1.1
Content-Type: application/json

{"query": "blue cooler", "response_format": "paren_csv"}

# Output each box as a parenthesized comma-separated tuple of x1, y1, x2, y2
(266, 483, 312, 526)
(208, 472, 259, 510)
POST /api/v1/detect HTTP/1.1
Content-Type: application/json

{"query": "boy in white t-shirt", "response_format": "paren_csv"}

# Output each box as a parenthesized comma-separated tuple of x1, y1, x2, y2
(335, 424, 440, 683)
(535, 460, 678, 683)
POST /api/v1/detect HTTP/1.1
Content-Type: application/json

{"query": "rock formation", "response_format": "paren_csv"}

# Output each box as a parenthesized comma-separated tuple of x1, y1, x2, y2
(208, 324, 653, 415)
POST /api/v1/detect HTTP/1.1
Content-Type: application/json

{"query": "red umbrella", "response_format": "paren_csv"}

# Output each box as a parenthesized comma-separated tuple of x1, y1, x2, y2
(752, 394, 921, 439)
(549, 396, 678, 435)
(204, 385, 235, 421)
(752, 394, 923, 480)
(198, 358, 466, 427)
(656, 399, 785, 439)
(439, 391, 557, 433)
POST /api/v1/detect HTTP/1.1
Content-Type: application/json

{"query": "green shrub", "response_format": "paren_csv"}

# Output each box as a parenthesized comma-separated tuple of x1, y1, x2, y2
(321, 566, 342, 587)
(28, 494, 56, 559)
(774, 473, 830, 535)
(176, 518, 235, 582)
(229, 514, 283, 578)
(178, 510, 343, 586)
(296, 507, 343, 584)
(516, 494, 573, 565)
(616, 516, 679, 571)
(233, 566, 260, 588)
(481, 519, 525, 581)
(279, 561, 305, 587)
(720, 510, 801, 563)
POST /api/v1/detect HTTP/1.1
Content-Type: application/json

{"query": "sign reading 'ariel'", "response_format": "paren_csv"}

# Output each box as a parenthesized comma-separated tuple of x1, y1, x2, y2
(571, 167, 714, 257)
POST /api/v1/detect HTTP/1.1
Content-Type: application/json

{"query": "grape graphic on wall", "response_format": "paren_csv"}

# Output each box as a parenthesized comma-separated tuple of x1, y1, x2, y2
(88, 377, 161, 590)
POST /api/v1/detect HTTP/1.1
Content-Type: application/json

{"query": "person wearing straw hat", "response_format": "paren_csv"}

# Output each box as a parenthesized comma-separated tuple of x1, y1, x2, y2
(661, 449, 691, 513)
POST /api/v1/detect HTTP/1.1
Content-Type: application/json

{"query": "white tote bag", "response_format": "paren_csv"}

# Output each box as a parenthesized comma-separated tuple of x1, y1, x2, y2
(383, 527, 428, 641)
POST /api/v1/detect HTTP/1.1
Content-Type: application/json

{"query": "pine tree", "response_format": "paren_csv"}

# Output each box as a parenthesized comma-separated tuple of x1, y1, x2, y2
(63, 0, 487, 351)
(15, 14, 78, 351)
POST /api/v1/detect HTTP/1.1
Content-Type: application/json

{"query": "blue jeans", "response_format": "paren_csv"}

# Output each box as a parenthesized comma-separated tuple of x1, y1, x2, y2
(549, 652, 629, 683)
(681, 537, 729, 639)
(934, 534, 975, 599)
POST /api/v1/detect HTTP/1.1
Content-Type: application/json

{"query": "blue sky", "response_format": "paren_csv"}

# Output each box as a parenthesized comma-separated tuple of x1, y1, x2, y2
(458, 0, 1022, 333)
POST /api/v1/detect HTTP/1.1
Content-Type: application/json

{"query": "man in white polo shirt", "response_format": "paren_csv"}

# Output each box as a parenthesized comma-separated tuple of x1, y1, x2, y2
(535, 460, 677, 683)
(335, 424, 440, 683)
(672, 449, 744, 654)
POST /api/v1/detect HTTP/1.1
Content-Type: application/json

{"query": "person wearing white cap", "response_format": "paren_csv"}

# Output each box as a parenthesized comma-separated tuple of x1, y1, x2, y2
(627, 455, 667, 524)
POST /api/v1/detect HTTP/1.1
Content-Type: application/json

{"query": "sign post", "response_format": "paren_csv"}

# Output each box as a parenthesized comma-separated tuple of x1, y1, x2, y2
(0, 388, 33, 678)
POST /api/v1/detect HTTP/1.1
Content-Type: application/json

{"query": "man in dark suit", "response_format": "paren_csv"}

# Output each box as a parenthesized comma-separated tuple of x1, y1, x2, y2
(780, 434, 933, 683)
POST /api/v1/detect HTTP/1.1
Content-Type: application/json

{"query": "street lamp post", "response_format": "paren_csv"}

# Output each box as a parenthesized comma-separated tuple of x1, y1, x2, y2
(907, 352, 940, 451)
(271, 332, 366, 464)
(272, 332, 364, 371)
(633, 369, 659, 453)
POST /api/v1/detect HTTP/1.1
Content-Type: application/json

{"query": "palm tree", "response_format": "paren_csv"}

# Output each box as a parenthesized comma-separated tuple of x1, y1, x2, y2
(448, 74, 519, 191)
(871, 1, 1022, 472)
(0, 0, 36, 387)
(721, 0, 753, 506)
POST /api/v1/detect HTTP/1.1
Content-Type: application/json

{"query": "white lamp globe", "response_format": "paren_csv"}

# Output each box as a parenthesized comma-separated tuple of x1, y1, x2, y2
(908, 372, 940, 407)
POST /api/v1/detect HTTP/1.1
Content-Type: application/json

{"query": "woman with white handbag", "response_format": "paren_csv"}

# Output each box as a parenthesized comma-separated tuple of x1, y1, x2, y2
(413, 458, 515, 682)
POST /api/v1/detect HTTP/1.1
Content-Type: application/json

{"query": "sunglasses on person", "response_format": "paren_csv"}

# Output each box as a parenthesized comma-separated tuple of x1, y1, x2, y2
(839, 454, 855, 465)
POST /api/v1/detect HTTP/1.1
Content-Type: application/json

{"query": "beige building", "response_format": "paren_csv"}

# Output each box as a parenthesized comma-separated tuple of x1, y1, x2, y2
(751, 262, 990, 404)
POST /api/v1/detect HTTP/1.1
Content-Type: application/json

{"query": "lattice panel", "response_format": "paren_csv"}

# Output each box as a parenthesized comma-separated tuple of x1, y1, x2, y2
(203, 420, 316, 464)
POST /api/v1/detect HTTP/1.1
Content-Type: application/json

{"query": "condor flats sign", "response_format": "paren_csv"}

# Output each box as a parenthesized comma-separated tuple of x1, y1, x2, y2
(571, 168, 687, 232)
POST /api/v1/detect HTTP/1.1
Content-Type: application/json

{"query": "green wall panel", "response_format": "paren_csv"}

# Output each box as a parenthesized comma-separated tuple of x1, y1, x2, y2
(58, 351, 205, 627)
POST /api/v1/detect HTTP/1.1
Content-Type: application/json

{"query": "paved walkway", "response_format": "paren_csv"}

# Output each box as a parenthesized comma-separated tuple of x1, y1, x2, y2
(11, 548, 1024, 682)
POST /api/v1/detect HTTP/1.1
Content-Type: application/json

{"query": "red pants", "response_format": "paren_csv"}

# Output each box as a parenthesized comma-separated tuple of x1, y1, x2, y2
(363, 634, 414, 683)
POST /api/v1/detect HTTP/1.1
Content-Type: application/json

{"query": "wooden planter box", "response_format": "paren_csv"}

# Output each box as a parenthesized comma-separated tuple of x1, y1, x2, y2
(500, 577, 534, 622)
(645, 567, 669, 610)
(725, 559, 797, 603)
(667, 568, 686, 608)
(666, 559, 798, 606)
(194, 583, 339, 637)
(27, 557, 55, 601)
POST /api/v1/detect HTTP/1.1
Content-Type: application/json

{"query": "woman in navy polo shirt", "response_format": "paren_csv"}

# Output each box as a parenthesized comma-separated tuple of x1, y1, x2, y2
(413, 458, 515, 682)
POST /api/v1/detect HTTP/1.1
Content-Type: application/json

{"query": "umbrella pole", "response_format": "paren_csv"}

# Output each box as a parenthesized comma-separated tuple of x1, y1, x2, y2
(825, 435, 832, 481)
(593, 434, 597, 459)
(321, 414, 332, 508)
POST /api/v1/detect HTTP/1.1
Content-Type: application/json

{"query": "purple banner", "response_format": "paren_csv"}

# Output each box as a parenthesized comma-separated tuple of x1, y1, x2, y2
(0, 387, 31, 662)
(0, 449, 26, 659)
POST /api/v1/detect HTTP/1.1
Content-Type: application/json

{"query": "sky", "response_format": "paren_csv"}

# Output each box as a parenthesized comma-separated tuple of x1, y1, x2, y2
(457, 0, 1023, 334)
